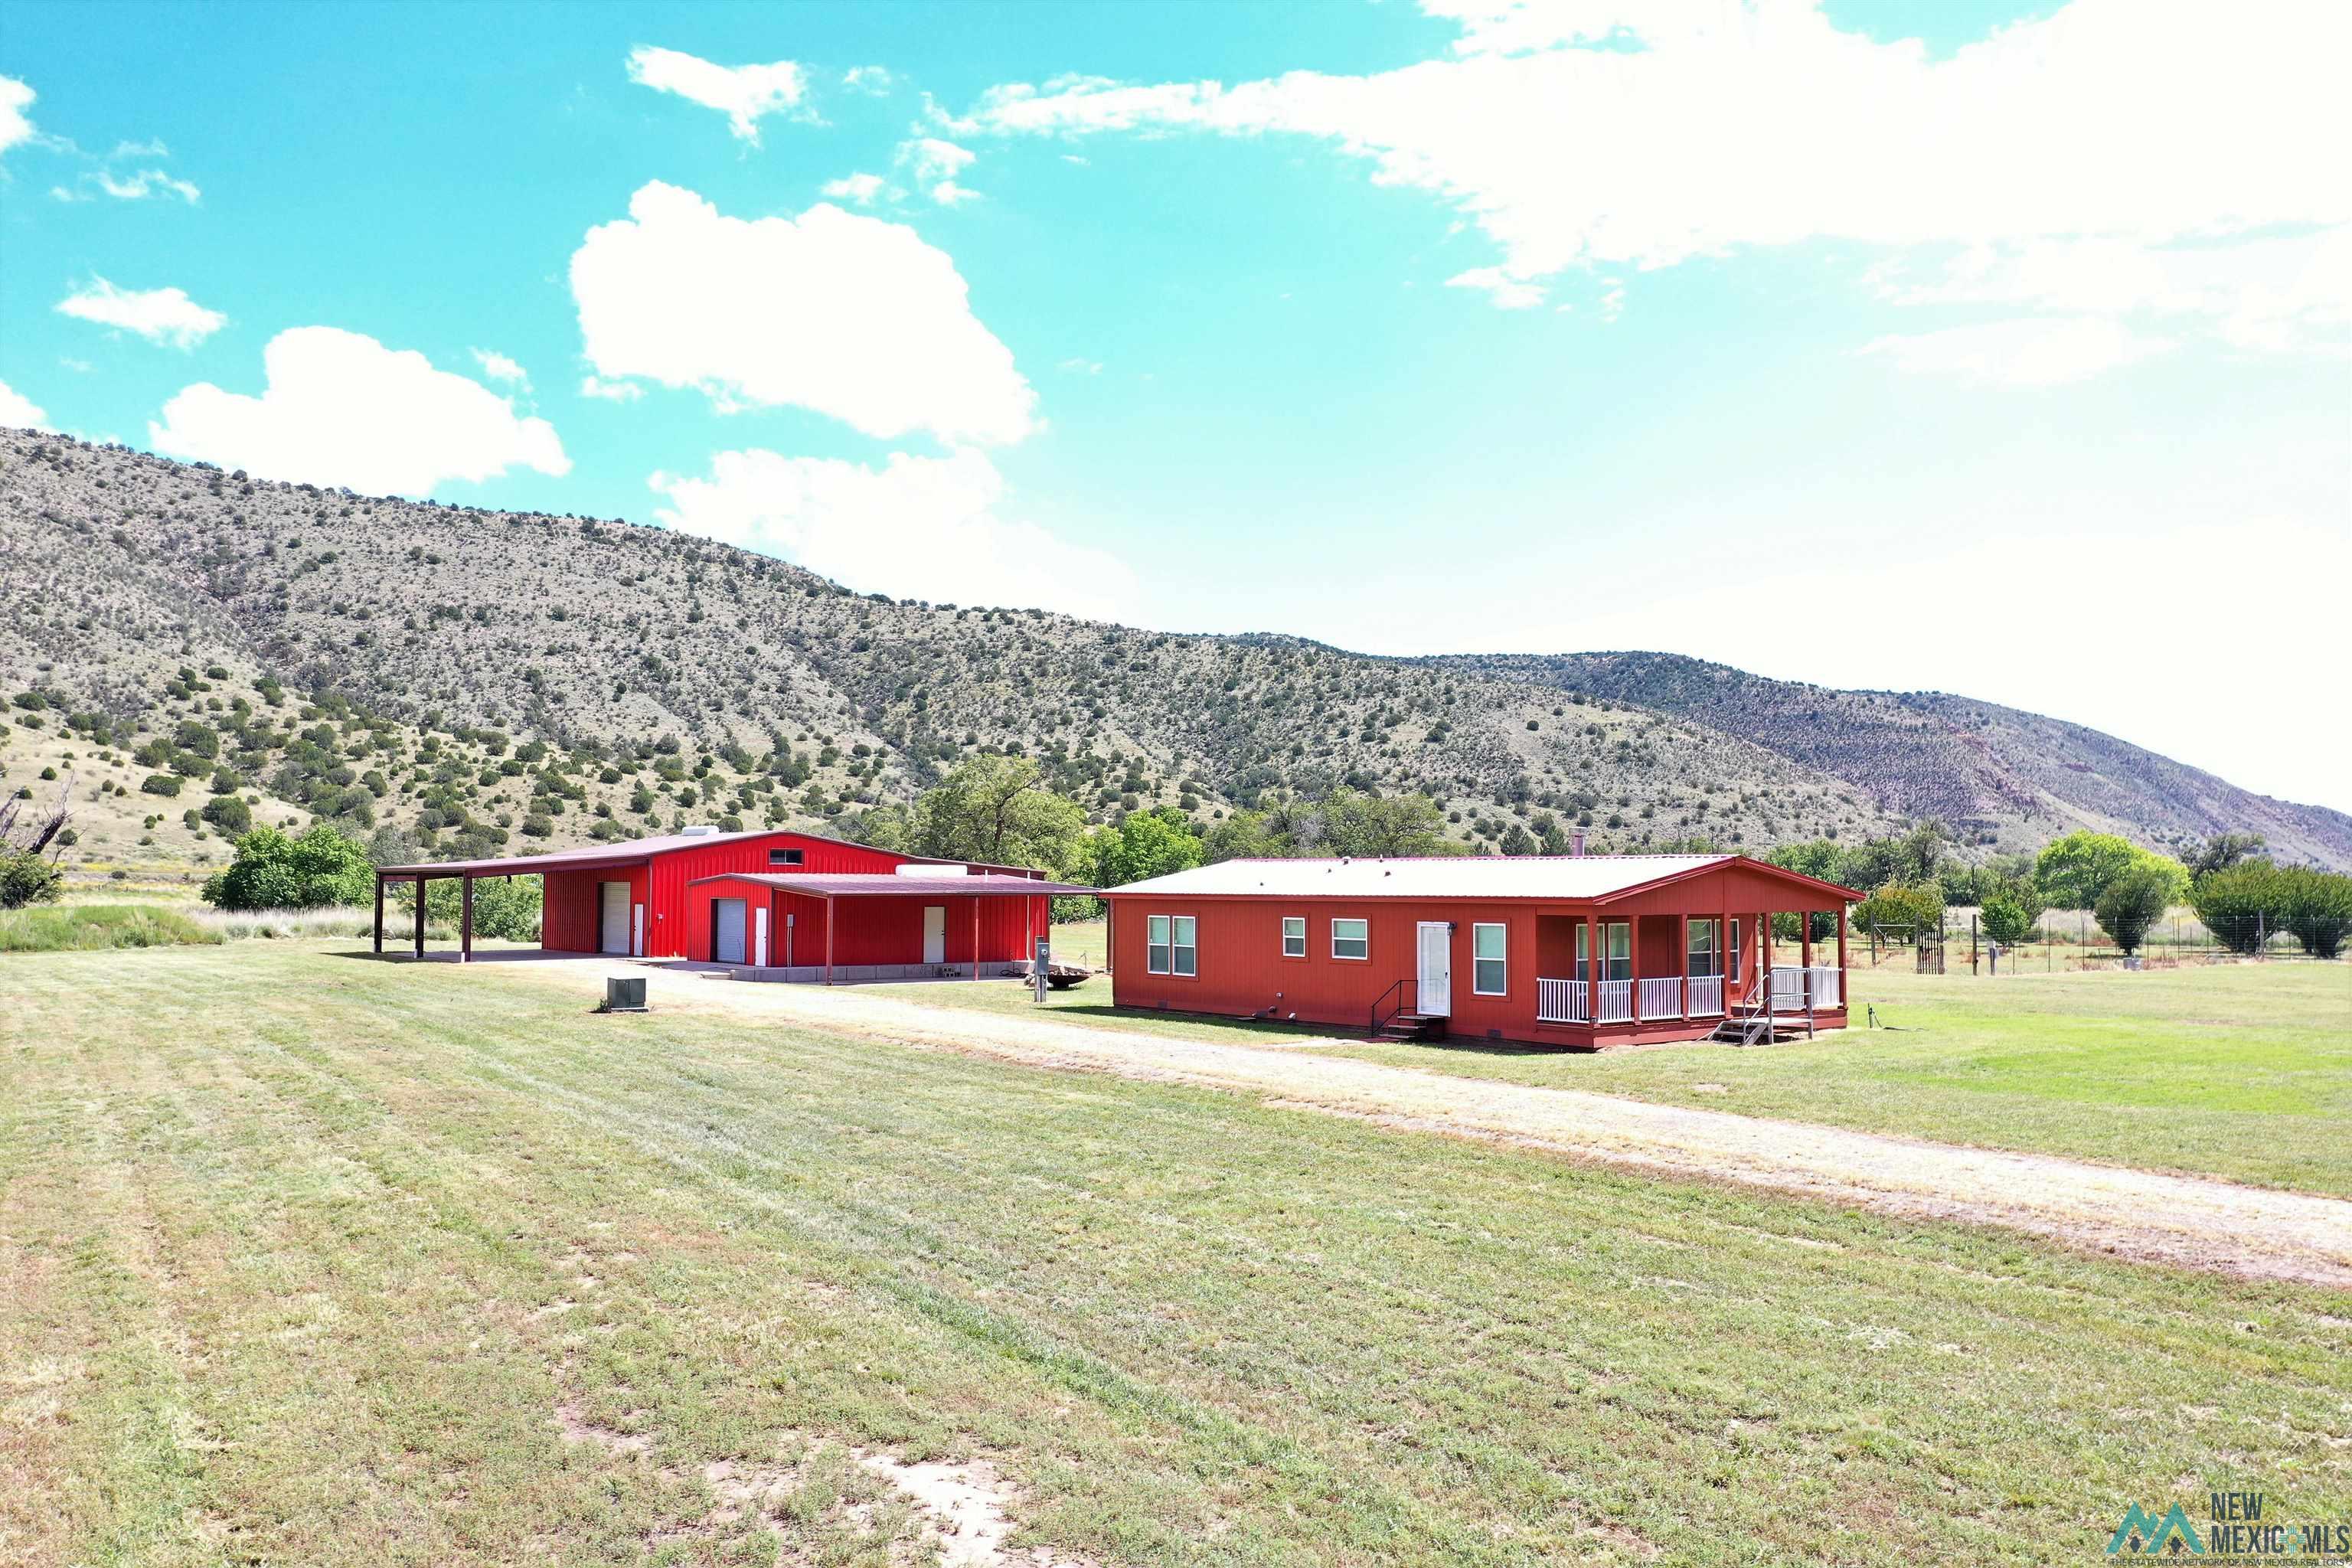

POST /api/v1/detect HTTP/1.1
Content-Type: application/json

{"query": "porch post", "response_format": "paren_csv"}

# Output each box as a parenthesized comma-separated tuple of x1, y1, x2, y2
(373, 874, 384, 956)
(412, 876, 425, 959)
(460, 875, 474, 964)
(1717, 902, 1730, 1005)
(824, 893, 835, 985)
(971, 897, 981, 982)
(1761, 910, 1772, 1003)
(1584, 913, 1599, 1024)
(1677, 913, 1690, 1021)
(1836, 905, 1849, 1004)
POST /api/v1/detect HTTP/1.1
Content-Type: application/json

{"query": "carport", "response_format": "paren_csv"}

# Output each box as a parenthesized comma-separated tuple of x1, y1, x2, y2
(373, 844, 659, 962)
(684, 871, 1095, 982)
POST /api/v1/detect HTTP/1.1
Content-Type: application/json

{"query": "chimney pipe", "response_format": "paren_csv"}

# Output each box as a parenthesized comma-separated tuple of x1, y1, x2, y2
(1570, 831, 1586, 858)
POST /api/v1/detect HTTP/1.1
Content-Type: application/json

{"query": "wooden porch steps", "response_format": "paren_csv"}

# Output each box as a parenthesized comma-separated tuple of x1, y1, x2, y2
(1375, 1011, 1445, 1044)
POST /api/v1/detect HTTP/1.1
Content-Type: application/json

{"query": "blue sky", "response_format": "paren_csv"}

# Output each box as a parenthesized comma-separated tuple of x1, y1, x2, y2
(3, 0, 2347, 811)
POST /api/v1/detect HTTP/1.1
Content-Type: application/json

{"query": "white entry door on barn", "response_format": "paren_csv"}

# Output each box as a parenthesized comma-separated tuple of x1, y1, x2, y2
(599, 881, 631, 956)
(712, 898, 747, 965)
(1417, 921, 1452, 1016)
(922, 905, 947, 965)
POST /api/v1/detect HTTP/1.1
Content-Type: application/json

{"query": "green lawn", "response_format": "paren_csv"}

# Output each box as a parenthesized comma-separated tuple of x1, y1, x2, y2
(1321, 965, 2352, 1197)
(924, 946, 2352, 1197)
(4, 943, 2347, 1566)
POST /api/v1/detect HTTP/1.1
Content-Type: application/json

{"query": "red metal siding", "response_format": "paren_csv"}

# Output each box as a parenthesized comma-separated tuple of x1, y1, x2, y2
(678, 879, 1047, 967)
(643, 831, 927, 957)
(1106, 897, 1538, 1040)
(542, 865, 649, 953)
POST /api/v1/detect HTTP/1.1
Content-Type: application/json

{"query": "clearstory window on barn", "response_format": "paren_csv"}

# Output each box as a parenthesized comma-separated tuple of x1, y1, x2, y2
(1098, 854, 1861, 1050)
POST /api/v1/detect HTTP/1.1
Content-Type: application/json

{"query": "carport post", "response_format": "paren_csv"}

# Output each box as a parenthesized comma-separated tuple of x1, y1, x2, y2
(971, 898, 980, 982)
(823, 892, 834, 986)
(460, 876, 474, 964)
(373, 874, 384, 955)
(412, 876, 425, 959)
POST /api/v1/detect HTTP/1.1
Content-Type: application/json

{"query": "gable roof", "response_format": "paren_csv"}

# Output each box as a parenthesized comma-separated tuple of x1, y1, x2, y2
(374, 826, 1008, 880)
(1100, 854, 1861, 905)
(688, 872, 1095, 897)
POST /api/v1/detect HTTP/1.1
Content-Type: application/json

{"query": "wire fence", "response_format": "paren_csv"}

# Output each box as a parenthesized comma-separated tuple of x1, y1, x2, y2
(1859, 908, 2340, 974)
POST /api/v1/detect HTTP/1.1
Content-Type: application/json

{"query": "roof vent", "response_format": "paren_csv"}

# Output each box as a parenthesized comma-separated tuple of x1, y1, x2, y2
(679, 825, 720, 838)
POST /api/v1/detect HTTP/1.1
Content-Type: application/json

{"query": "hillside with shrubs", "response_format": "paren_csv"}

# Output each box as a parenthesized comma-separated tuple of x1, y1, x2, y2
(4, 430, 2344, 889)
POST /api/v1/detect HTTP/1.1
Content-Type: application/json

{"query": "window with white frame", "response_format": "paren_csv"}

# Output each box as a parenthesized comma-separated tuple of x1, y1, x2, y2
(1281, 916, 1306, 958)
(1472, 923, 1507, 995)
(1573, 921, 1634, 981)
(1687, 919, 1720, 978)
(1331, 917, 1369, 961)
(1148, 914, 1197, 976)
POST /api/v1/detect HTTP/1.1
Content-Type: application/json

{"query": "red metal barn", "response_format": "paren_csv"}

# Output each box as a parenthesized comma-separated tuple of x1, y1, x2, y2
(373, 826, 1086, 980)
(1100, 854, 1864, 1048)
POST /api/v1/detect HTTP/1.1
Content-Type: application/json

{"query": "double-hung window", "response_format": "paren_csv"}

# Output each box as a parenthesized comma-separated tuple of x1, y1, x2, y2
(1686, 919, 1721, 978)
(1331, 918, 1369, 961)
(1472, 923, 1508, 995)
(1148, 915, 1197, 976)
(1573, 921, 1634, 981)
(1281, 916, 1307, 958)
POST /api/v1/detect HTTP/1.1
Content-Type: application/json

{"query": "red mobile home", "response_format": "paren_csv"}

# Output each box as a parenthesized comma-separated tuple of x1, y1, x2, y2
(1100, 854, 1864, 1048)
(373, 826, 1088, 979)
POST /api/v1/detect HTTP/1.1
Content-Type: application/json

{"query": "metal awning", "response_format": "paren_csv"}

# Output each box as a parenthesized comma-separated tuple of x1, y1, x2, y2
(687, 872, 1095, 897)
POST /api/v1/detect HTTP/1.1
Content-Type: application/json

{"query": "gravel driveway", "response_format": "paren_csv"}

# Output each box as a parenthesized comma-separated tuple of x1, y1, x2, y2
(492, 960, 2352, 1289)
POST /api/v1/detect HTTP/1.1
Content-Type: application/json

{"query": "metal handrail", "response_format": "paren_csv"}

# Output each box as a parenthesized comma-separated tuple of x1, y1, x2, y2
(1369, 976, 1418, 1037)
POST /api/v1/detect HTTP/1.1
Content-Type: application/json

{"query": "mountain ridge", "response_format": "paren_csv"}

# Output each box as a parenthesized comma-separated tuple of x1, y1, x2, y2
(5, 428, 2343, 874)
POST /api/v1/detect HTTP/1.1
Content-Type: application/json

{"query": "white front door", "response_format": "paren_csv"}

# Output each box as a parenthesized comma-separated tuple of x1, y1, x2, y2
(713, 899, 747, 965)
(1417, 921, 1452, 1016)
(922, 905, 947, 965)
(599, 881, 630, 955)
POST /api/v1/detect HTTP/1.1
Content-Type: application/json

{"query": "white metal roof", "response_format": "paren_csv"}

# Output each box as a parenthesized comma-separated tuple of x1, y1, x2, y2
(1103, 854, 1738, 903)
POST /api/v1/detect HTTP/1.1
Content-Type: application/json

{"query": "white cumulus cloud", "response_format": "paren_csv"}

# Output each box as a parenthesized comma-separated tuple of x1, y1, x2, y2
(899, 138, 979, 205)
(94, 166, 200, 203)
(649, 447, 1133, 620)
(1860, 317, 2174, 386)
(952, 0, 2351, 345)
(471, 348, 530, 387)
(0, 76, 34, 155)
(569, 181, 1037, 446)
(0, 377, 48, 430)
(55, 279, 227, 349)
(150, 327, 570, 495)
(579, 374, 645, 402)
(626, 46, 808, 142)
(821, 171, 888, 204)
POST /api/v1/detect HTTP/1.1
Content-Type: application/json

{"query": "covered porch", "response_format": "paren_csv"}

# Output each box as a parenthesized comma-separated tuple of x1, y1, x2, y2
(684, 871, 1093, 983)
(1529, 901, 1849, 1045)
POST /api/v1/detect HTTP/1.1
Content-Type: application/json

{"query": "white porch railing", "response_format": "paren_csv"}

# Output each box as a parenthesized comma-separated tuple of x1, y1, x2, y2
(1688, 975, 1724, 1016)
(1596, 978, 1634, 1024)
(1638, 976, 1683, 1021)
(1536, 976, 1588, 1024)
(1769, 965, 1843, 1012)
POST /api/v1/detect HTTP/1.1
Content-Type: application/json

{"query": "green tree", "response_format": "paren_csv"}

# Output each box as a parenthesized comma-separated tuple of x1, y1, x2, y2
(1316, 790, 1455, 858)
(2187, 859, 2280, 953)
(2094, 865, 2170, 955)
(2036, 831, 2187, 910)
(1089, 807, 1204, 889)
(1853, 881, 1943, 939)
(201, 824, 376, 910)
(201, 795, 253, 834)
(912, 756, 1087, 874)
(1978, 881, 2043, 946)
(0, 773, 73, 910)
(425, 874, 544, 941)
(2186, 832, 2267, 881)
(1201, 808, 1280, 864)
(838, 804, 913, 854)
(2277, 867, 2352, 960)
